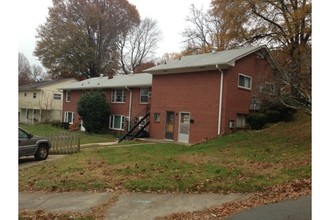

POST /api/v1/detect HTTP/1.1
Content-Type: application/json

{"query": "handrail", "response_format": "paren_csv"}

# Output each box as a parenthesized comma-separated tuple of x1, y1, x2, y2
(118, 111, 150, 143)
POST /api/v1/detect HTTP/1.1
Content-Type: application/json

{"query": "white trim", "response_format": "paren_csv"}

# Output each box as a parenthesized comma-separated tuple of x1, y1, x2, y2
(64, 111, 75, 124)
(65, 90, 71, 102)
(140, 88, 149, 104)
(111, 89, 126, 103)
(238, 73, 252, 90)
(216, 65, 224, 135)
(125, 87, 132, 130)
(109, 115, 125, 130)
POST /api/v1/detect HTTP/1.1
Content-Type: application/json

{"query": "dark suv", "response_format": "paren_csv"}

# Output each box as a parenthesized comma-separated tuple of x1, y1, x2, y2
(19, 127, 52, 161)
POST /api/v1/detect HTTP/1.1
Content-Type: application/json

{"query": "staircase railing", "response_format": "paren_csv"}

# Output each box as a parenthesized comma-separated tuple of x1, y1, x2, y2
(118, 111, 150, 143)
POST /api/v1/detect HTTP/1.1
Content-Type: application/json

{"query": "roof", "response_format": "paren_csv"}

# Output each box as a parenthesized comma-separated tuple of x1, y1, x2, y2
(60, 73, 152, 90)
(19, 78, 77, 91)
(144, 45, 279, 75)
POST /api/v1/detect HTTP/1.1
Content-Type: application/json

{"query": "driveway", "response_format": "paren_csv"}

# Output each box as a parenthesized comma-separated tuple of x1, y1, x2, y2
(19, 155, 67, 169)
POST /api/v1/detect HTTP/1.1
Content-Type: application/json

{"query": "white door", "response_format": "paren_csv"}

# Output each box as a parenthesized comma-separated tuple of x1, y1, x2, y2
(178, 112, 190, 143)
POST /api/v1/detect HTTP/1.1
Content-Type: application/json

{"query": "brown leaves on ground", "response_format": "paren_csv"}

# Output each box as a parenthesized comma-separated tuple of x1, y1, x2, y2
(158, 178, 311, 220)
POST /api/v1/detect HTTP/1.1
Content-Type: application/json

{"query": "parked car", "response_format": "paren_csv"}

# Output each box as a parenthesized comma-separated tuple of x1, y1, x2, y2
(19, 127, 51, 160)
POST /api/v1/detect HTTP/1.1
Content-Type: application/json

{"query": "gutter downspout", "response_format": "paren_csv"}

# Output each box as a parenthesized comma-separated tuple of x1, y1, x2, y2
(125, 87, 132, 130)
(216, 64, 224, 135)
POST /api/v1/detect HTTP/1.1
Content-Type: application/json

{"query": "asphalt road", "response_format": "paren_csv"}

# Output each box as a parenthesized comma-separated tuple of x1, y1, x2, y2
(225, 195, 311, 220)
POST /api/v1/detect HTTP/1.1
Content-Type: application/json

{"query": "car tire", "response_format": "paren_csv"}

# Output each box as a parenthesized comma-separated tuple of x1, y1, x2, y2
(34, 144, 49, 161)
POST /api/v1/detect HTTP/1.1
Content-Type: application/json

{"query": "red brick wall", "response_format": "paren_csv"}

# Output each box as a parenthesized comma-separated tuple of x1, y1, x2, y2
(221, 53, 275, 134)
(149, 71, 221, 143)
(62, 87, 151, 129)
(149, 53, 276, 143)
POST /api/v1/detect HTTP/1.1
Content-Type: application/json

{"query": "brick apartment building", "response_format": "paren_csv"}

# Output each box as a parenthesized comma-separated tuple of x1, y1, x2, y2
(60, 73, 152, 132)
(144, 45, 279, 144)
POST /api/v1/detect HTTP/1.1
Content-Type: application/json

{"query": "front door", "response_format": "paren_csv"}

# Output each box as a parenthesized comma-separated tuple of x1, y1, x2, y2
(178, 112, 190, 143)
(165, 111, 175, 140)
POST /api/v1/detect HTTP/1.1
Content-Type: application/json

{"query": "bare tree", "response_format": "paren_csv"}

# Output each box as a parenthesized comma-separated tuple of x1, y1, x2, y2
(38, 90, 54, 123)
(31, 64, 46, 81)
(182, 1, 311, 114)
(182, 4, 242, 55)
(18, 53, 32, 85)
(118, 17, 161, 74)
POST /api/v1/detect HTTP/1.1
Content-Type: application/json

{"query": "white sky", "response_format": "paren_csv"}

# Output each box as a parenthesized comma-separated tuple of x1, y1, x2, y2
(17, 0, 211, 67)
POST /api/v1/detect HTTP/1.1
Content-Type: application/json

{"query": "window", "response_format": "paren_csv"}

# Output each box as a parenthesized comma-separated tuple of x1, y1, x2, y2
(140, 88, 150, 103)
(238, 74, 252, 89)
(111, 89, 125, 103)
(154, 113, 160, 122)
(64, 111, 75, 124)
(33, 93, 37, 98)
(109, 115, 125, 130)
(24, 93, 27, 97)
(53, 93, 61, 100)
(236, 114, 247, 128)
(66, 91, 71, 102)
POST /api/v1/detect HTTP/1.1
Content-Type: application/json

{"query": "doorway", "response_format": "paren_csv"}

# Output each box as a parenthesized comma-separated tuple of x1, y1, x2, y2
(178, 112, 190, 143)
(165, 111, 175, 140)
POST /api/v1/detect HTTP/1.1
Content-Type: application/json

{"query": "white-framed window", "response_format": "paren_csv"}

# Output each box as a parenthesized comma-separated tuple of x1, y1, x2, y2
(64, 111, 75, 124)
(33, 92, 37, 99)
(154, 113, 160, 122)
(111, 89, 125, 103)
(66, 90, 71, 102)
(109, 115, 125, 130)
(140, 88, 150, 104)
(53, 93, 61, 100)
(238, 74, 252, 90)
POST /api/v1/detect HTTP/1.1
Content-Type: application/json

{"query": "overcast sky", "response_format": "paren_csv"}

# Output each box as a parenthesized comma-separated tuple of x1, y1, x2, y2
(18, 0, 211, 67)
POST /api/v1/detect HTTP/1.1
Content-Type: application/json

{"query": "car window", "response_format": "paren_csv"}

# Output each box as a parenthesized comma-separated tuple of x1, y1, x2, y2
(19, 129, 29, 139)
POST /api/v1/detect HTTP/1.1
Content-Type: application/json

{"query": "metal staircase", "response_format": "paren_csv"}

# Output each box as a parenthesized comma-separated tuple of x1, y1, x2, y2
(118, 111, 150, 143)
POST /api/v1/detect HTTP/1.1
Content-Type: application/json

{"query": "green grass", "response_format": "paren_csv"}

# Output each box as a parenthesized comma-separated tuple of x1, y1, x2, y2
(19, 111, 311, 193)
(19, 123, 116, 145)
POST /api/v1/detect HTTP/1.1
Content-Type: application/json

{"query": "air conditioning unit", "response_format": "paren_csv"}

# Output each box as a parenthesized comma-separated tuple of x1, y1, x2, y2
(229, 121, 236, 129)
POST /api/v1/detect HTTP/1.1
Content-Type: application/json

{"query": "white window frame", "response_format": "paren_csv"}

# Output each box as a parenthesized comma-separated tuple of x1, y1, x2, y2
(53, 93, 61, 100)
(64, 111, 75, 124)
(238, 73, 252, 90)
(154, 113, 160, 122)
(109, 115, 125, 130)
(111, 89, 126, 103)
(66, 90, 71, 102)
(140, 88, 149, 104)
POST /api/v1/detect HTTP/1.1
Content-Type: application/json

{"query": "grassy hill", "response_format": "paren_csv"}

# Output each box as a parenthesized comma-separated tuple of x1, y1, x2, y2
(19, 111, 311, 193)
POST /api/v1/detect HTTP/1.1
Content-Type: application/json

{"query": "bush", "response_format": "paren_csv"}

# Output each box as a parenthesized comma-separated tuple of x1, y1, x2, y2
(77, 91, 110, 133)
(264, 101, 296, 122)
(246, 113, 268, 130)
(247, 101, 297, 130)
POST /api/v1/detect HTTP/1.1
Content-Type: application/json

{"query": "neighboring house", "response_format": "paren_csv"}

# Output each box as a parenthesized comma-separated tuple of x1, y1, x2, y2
(19, 78, 78, 124)
(60, 73, 152, 133)
(144, 45, 280, 144)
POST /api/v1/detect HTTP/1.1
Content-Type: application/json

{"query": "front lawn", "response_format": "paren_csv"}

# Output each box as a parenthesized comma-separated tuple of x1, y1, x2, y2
(19, 123, 116, 145)
(19, 111, 311, 193)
